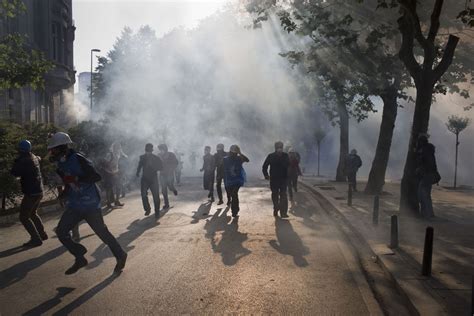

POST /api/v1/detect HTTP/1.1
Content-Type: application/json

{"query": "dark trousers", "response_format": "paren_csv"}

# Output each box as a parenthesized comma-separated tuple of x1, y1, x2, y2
(104, 172, 120, 204)
(288, 173, 298, 200)
(418, 176, 434, 218)
(347, 172, 357, 191)
(56, 208, 125, 259)
(141, 176, 160, 212)
(227, 186, 240, 215)
(271, 179, 288, 215)
(19, 194, 45, 241)
(160, 173, 176, 206)
(216, 174, 229, 202)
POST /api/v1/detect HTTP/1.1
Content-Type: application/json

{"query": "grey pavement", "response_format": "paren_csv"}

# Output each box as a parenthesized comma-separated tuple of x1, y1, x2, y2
(301, 176, 474, 316)
(0, 178, 388, 315)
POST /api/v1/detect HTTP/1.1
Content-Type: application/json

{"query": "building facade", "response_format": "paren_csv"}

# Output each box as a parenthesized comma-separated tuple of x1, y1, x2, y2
(0, 0, 75, 127)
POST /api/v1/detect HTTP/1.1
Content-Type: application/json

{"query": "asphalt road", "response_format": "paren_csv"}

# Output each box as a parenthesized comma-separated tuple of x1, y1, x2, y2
(0, 177, 383, 315)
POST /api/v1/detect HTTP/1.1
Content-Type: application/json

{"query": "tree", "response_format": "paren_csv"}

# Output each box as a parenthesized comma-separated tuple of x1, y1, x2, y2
(0, 0, 52, 90)
(248, 1, 376, 181)
(393, 0, 464, 215)
(314, 128, 327, 177)
(446, 115, 470, 189)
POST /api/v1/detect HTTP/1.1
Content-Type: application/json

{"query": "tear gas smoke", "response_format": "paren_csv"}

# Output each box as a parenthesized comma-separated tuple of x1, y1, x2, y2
(86, 6, 473, 186)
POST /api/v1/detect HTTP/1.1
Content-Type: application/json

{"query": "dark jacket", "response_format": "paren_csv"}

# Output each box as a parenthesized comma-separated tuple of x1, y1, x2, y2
(11, 152, 44, 195)
(137, 153, 163, 180)
(159, 152, 178, 176)
(214, 150, 228, 177)
(416, 143, 438, 177)
(288, 152, 302, 176)
(203, 153, 216, 173)
(262, 152, 290, 181)
(346, 154, 362, 175)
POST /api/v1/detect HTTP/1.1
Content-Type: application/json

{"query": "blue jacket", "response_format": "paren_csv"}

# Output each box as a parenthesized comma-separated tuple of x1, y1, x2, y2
(223, 156, 246, 188)
(56, 150, 102, 211)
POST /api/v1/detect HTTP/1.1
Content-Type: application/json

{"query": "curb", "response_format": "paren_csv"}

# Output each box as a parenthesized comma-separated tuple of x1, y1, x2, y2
(300, 180, 448, 316)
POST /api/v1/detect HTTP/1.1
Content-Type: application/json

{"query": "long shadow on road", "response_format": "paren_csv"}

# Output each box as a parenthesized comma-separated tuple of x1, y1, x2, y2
(51, 275, 117, 315)
(23, 287, 75, 316)
(0, 233, 94, 290)
(86, 216, 158, 270)
(204, 208, 251, 266)
(269, 218, 309, 267)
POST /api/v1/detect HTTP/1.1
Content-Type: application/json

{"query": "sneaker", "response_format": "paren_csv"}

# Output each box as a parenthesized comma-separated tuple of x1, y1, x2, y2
(162, 204, 170, 210)
(173, 190, 178, 196)
(40, 232, 49, 241)
(273, 210, 279, 217)
(281, 214, 289, 218)
(114, 200, 124, 207)
(232, 213, 239, 218)
(144, 209, 151, 216)
(65, 257, 88, 275)
(22, 239, 43, 248)
(217, 200, 224, 205)
(210, 196, 215, 202)
(114, 253, 128, 275)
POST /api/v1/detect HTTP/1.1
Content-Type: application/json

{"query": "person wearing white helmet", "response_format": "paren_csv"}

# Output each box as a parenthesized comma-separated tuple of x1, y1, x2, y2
(11, 140, 48, 247)
(48, 132, 127, 275)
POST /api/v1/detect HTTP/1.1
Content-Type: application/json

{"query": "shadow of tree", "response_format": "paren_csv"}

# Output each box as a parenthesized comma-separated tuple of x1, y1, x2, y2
(269, 218, 309, 267)
(23, 287, 75, 316)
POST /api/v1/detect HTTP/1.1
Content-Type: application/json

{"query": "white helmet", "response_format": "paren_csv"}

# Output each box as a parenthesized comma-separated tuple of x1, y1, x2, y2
(48, 132, 73, 149)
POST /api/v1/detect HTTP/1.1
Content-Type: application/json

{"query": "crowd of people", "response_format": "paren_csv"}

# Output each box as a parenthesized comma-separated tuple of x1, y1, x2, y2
(9, 132, 439, 276)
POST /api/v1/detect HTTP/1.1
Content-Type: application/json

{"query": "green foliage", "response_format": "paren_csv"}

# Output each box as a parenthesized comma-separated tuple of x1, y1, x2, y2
(0, 122, 57, 210)
(446, 115, 470, 135)
(68, 120, 112, 158)
(0, 1, 53, 90)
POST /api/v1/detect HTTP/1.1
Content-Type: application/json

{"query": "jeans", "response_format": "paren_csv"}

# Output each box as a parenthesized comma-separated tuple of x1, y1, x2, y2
(288, 173, 298, 200)
(271, 179, 288, 215)
(418, 175, 434, 218)
(19, 194, 45, 241)
(160, 173, 177, 206)
(227, 186, 240, 215)
(141, 176, 160, 212)
(56, 208, 125, 259)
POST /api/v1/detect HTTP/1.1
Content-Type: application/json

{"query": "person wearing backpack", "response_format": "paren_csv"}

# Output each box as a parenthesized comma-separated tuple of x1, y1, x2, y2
(223, 145, 249, 217)
(48, 132, 127, 275)
(136, 143, 163, 218)
(11, 140, 48, 248)
(415, 134, 440, 219)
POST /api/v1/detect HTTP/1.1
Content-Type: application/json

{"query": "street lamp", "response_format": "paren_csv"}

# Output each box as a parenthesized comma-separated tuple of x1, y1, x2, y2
(90, 48, 101, 111)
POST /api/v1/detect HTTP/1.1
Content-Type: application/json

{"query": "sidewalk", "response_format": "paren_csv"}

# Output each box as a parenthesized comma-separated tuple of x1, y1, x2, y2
(301, 176, 474, 316)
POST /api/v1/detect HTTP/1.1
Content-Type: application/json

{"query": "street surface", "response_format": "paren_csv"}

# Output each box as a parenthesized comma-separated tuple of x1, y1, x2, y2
(1, 178, 383, 315)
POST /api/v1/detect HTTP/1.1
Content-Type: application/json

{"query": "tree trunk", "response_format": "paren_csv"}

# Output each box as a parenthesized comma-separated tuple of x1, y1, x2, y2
(365, 92, 398, 195)
(454, 132, 459, 189)
(399, 81, 433, 216)
(317, 142, 321, 177)
(336, 102, 349, 182)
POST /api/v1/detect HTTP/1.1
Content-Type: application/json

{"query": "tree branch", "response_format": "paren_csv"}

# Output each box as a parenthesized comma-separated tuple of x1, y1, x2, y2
(397, 16, 421, 82)
(433, 35, 460, 83)
(428, 0, 443, 43)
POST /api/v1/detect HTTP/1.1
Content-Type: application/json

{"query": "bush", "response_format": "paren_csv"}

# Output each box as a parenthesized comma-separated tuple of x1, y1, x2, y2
(0, 122, 59, 212)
